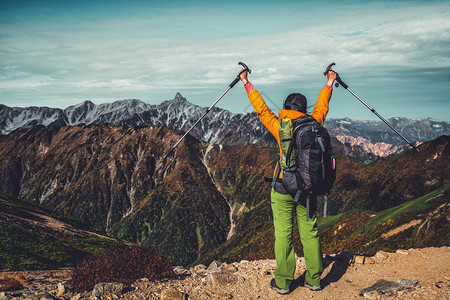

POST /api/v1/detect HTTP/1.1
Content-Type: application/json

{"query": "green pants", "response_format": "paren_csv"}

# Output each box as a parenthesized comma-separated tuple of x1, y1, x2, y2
(271, 188, 323, 289)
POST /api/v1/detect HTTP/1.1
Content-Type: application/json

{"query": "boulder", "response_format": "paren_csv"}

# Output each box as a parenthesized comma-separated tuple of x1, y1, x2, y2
(360, 278, 418, 296)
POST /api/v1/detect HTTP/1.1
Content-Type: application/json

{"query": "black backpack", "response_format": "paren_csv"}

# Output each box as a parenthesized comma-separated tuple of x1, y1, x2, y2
(273, 115, 336, 220)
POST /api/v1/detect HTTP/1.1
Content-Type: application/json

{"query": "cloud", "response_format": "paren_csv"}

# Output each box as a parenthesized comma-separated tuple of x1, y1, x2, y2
(0, 1, 449, 121)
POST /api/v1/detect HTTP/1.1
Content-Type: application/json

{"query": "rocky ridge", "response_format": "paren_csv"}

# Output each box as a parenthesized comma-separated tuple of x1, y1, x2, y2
(2, 94, 449, 157)
(0, 247, 449, 299)
(334, 135, 407, 157)
(0, 94, 274, 149)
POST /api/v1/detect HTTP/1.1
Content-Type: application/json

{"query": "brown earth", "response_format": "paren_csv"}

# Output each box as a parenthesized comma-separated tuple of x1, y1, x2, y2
(1, 246, 449, 300)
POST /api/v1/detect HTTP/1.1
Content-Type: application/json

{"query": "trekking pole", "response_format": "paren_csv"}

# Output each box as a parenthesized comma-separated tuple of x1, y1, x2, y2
(324, 63, 417, 150)
(163, 62, 251, 159)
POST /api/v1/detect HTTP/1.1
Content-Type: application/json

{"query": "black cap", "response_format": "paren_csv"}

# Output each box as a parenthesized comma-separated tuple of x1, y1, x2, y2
(284, 93, 307, 113)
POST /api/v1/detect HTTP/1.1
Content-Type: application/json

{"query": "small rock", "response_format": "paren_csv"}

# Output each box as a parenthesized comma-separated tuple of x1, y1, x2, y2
(39, 293, 56, 300)
(396, 278, 418, 288)
(208, 260, 222, 270)
(209, 291, 233, 299)
(194, 264, 206, 270)
(353, 255, 375, 265)
(222, 264, 238, 274)
(160, 287, 187, 300)
(258, 268, 273, 276)
(173, 266, 189, 275)
(207, 271, 244, 286)
(375, 251, 389, 260)
(353, 255, 365, 264)
(364, 257, 375, 264)
(0, 292, 9, 300)
(56, 283, 65, 297)
(92, 282, 125, 298)
(70, 294, 82, 300)
(194, 264, 207, 274)
(396, 249, 409, 255)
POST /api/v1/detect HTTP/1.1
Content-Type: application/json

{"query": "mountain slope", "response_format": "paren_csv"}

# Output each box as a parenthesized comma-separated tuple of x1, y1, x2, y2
(195, 136, 450, 264)
(0, 125, 231, 266)
(0, 124, 448, 266)
(329, 135, 449, 213)
(197, 184, 449, 265)
(0, 193, 122, 270)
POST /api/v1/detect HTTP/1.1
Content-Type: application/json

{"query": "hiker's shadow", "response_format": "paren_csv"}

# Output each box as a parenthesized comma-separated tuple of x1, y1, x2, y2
(291, 252, 353, 291)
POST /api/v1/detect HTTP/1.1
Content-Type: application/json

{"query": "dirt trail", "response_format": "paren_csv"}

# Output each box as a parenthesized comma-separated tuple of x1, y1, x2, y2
(1, 247, 449, 299)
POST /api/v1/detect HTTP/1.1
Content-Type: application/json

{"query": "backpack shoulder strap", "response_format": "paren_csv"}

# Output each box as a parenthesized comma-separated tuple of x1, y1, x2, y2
(292, 115, 318, 133)
(271, 158, 281, 188)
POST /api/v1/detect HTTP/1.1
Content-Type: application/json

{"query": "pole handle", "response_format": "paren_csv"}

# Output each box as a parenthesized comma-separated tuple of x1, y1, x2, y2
(230, 62, 251, 88)
(323, 62, 348, 89)
(238, 61, 251, 74)
(323, 63, 336, 76)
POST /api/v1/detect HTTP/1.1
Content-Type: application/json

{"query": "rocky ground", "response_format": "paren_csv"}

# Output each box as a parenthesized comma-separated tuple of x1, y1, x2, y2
(1, 247, 449, 300)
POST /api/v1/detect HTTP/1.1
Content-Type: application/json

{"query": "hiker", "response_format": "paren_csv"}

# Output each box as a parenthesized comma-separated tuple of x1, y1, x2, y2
(239, 67, 337, 294)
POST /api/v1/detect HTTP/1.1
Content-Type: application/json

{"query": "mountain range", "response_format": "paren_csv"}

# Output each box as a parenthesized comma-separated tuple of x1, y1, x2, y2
(1, 93, 449, 157)
(1, 93, 449, 267)
(0, 119, 448, 266)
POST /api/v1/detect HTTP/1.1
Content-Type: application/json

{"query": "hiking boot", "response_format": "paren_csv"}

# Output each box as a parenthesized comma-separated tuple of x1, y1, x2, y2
(304, 280, 321, 291)
(270, 278, 290, 295)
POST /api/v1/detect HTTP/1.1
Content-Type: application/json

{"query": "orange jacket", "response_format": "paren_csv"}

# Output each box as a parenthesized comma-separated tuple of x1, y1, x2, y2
(247, 86, 332, 178)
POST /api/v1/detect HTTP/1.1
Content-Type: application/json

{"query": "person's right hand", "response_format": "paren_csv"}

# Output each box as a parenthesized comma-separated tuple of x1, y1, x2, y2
(327, 69, 337, 86)
(239, 68, 249, 85)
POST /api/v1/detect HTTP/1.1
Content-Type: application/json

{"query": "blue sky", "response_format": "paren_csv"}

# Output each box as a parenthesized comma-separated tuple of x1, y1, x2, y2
(1, 0, 449, 121)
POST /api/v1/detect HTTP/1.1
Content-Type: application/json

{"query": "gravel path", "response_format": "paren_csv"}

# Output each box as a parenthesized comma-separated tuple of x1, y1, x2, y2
(1, 247, 449, 299)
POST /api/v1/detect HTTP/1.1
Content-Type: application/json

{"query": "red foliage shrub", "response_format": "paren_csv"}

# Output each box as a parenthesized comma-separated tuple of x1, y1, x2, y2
(0, 276, 24, 291)
(71, 246, 173, 292)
